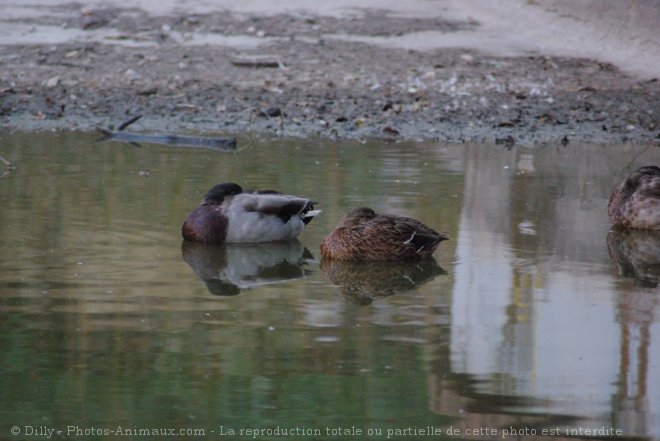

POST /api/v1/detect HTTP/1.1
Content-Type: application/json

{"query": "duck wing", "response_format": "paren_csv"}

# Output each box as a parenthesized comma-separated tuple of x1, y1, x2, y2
(390, 216, 448, 251)
(237, 193, 318, 223)
(351, 215, 447, 259)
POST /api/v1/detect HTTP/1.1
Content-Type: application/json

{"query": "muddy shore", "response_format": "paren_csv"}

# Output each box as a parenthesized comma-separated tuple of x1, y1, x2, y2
(1, 4, 658, 145)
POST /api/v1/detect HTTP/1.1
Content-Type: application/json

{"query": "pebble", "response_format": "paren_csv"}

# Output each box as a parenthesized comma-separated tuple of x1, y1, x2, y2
(45, 76, 59, 88)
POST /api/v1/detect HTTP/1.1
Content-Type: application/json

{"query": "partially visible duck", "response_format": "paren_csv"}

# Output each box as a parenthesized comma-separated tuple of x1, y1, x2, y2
(182, 183, 320, 243)
(608, 165, 660, 230)
(320, 207, 448, 261)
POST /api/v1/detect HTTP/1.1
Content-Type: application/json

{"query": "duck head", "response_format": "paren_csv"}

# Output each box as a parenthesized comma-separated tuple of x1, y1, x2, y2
(338, 207, 376, 227)
(203, 183, 243, 205)
(620, 166, 660, 194)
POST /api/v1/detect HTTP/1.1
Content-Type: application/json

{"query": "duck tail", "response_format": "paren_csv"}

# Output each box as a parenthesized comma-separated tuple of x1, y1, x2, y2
(303, 209, 322, 225)
(409, 229, 448, 256)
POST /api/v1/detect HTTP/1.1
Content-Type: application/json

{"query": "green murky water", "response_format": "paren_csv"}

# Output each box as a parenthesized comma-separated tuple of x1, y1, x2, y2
(0, 132, 658, 440)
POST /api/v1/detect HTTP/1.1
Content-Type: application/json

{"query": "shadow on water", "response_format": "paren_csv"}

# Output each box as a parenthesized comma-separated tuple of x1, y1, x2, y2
(181, 240, 314, 296)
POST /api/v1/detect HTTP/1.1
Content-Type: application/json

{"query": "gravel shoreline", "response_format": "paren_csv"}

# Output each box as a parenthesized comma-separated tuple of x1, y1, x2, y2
(1, 7, 658, 145)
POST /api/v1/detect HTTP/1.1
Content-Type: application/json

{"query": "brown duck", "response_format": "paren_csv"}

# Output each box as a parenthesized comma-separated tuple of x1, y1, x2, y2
(608, 165, 660, 230)
(320, 207, 448, 261)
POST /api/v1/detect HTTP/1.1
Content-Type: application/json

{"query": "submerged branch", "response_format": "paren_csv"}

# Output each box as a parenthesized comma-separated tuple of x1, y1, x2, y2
(0, 154, 15, 179)
(96, 116, 237, 152)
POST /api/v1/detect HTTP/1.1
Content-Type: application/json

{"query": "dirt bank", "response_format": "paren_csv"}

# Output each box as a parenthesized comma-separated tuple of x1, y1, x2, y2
(0, 2, 658, 145)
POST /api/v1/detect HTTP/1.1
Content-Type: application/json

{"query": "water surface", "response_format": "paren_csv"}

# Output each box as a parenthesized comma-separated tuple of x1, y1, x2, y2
(0, 132, 658, 440)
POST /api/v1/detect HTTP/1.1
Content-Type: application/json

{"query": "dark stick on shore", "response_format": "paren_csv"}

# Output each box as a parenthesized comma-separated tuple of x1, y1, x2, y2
(117, 115, 143, 131)
(96, 115, 237, 151)
(230, 55, 283, 68)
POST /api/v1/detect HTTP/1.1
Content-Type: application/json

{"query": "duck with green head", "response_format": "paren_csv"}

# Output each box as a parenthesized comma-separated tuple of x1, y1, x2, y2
(182, 183, 320, 243)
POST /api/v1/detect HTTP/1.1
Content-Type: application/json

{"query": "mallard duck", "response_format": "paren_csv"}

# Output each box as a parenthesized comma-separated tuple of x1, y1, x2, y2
(182, 183, 320, 243)
(320, 207, 448, 261)
(608, 165, 660, 230)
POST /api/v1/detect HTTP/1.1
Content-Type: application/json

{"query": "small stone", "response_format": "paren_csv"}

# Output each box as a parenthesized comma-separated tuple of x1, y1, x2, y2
(45, 76, 59, 88)
(138, 86, 158, 96)
(124, 69, 141, 80)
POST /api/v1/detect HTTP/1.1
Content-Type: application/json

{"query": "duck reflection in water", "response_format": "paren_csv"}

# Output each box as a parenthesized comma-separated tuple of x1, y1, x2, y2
(607, 228, 660, 288)
(181, 239, 314, 296)
(320, 257, 445, 305)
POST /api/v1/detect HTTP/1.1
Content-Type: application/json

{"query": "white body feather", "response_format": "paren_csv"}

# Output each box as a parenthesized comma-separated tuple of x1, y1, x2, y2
(224, 193, 319, 243)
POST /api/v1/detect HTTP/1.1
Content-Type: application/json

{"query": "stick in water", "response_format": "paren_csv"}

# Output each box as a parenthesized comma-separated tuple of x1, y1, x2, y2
(96, 115, 237, 152)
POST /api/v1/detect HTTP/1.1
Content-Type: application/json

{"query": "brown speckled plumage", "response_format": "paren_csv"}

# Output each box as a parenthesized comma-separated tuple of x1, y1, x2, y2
(608, 166, 660, 230)
(320, 207, 448, 261)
